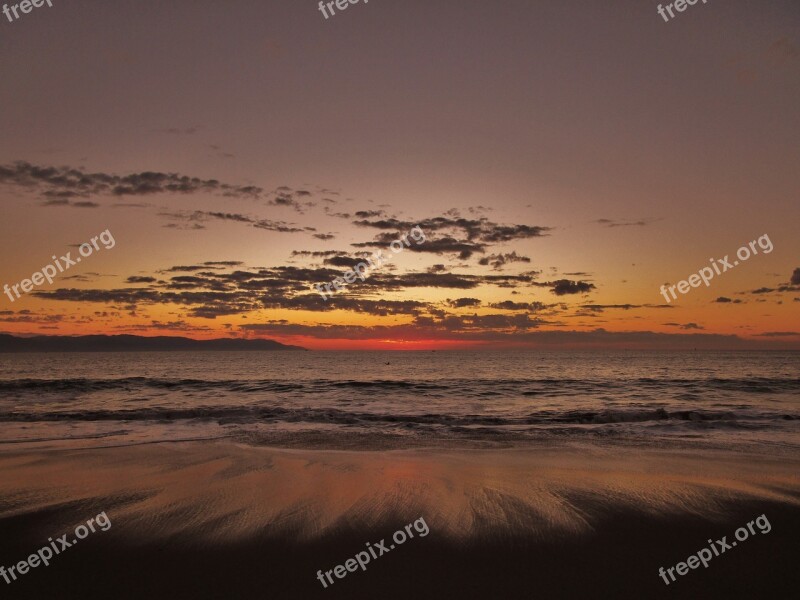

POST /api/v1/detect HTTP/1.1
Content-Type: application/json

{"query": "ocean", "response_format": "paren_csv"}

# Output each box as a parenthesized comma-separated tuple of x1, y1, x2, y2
(1, 350, 798, 451)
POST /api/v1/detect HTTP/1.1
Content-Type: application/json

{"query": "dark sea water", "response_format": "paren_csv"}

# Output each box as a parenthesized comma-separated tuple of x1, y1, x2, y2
(0, 350, 798, 450)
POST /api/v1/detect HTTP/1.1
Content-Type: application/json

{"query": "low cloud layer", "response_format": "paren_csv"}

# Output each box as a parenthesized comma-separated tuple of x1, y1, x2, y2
(0, 162, 263, 204)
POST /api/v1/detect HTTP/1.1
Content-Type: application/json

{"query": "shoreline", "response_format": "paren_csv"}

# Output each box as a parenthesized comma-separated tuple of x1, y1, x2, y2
(1, 441, 798, 598)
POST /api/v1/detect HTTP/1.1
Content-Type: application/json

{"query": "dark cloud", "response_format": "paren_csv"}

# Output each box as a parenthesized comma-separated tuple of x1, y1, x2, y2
(578, 304, 637, 312)
(165, 275, 232, 292)
(549, 280, 596, 296)
(755, 331, 800, 337)
(0, 161, 263, 202)
(291, 250, 348, 258)
(61, 274, 92, 282)
(746, 283, 800, 295)
(447, 313, 547, 330)
(0, 311, 64, 323)
(324, 207, 351, 219)
(664, 322, 704, 330)
(112, 202, 152, 208)
(163, 223, 206, 231)
(31, 262, 545, 321)
(410, 238, 483, 260)
(352, 234, 484, 260)
(324, 256, 363, 268)
(188, 305, 255, 319)
(448, 298, 482, 308)
(159, 210, 309, 234)
(270, 195, 295, 206)
(467, 205, 492, 215)
(388, 272, 535, 290)
(353, 216, 550, 244)
(32, 288, 184, 304)
(738, 270, 800, 297)
(714, 297, 743, 304)
(204, 261, 244, 267)
(267, 188, 310, 212)
(478, 251, 531, 270)
(144, 320, 213, 332)
(349, 216, 549, 263)
(40, 199, 100, 208)
(489, 301, 548, 311)
(594, 218, 659, 228)
(164, 266, 207, 273)
(262, 296, 428, 316)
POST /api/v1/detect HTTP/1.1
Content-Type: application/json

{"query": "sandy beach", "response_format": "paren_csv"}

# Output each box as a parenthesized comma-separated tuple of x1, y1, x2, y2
(1, 440, 797, 599)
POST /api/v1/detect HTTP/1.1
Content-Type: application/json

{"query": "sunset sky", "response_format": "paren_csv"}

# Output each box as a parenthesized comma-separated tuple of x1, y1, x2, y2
(1, 0, 798, 350)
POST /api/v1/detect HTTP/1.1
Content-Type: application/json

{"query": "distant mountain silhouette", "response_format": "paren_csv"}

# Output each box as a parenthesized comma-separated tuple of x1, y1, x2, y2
(0, 334, 306, 353)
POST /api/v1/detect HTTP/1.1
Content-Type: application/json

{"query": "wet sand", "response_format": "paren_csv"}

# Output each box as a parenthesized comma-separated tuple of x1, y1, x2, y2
(0, 441, 798, 599)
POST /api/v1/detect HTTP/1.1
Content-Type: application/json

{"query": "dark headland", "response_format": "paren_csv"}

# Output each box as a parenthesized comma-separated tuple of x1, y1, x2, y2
(0, 333, 306, 352)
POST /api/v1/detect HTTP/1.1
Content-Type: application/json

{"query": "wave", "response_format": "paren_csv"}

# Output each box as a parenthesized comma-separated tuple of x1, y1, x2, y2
(0, 406, 795, 427)
(0, 376, 798, 394)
